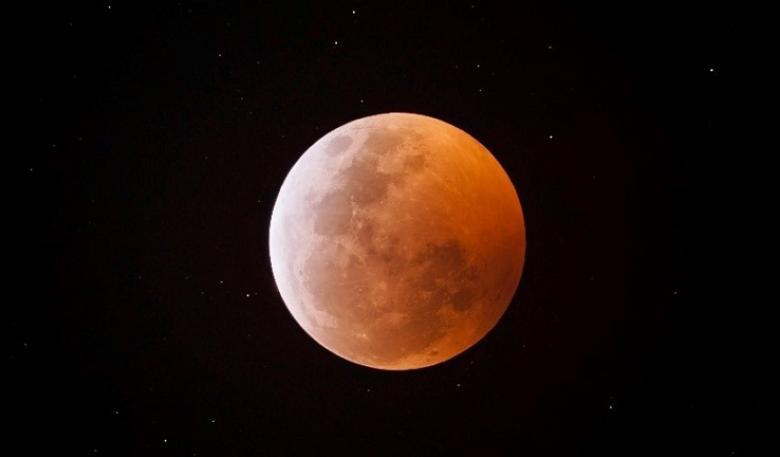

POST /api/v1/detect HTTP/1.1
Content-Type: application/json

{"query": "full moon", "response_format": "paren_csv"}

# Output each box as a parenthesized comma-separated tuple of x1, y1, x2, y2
(269, 113, 525, 370)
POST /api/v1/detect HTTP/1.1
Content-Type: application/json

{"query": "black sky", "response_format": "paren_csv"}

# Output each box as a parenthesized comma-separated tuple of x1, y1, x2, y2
(11, 1, 761, 455)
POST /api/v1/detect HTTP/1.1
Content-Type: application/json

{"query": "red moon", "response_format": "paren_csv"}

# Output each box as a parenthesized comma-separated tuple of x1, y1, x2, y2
(269, 113, 525, 370)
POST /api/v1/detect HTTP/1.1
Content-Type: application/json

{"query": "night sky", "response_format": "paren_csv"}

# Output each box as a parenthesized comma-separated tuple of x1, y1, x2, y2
(11, 1, 762, 455)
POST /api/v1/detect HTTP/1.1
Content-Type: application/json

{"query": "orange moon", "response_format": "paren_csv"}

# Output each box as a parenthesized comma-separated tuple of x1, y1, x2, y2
(269, 113, 525, 370)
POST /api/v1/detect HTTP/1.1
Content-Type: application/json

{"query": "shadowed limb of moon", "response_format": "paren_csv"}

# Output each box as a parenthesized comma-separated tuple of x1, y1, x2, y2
(269, 113, 525, 370)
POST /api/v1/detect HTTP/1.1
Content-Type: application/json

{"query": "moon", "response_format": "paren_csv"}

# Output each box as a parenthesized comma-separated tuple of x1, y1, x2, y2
(269, 113, 525, 370)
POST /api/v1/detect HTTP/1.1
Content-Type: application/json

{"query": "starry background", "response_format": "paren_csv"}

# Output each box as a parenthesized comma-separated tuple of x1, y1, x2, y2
(10, 1, 762, 456)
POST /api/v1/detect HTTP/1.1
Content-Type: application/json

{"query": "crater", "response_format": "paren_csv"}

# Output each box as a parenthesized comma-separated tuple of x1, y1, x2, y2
(361, 127, 406, 156)
(403, 153, 427, 173)
(312, 189, 352, 236)
(347, 155, 394, 206)
(415, 239, 466, 270)
(411, 240, 478, 312)
(312, 153, 394, 237)
(452, 289, 473, 311)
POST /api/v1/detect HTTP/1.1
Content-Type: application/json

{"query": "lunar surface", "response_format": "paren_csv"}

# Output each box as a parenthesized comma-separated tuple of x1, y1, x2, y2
(269, 113, 525, 370)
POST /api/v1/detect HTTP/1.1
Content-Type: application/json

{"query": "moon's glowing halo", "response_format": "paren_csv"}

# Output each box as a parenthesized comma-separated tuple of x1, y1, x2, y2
(269, 113, 525, 370)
